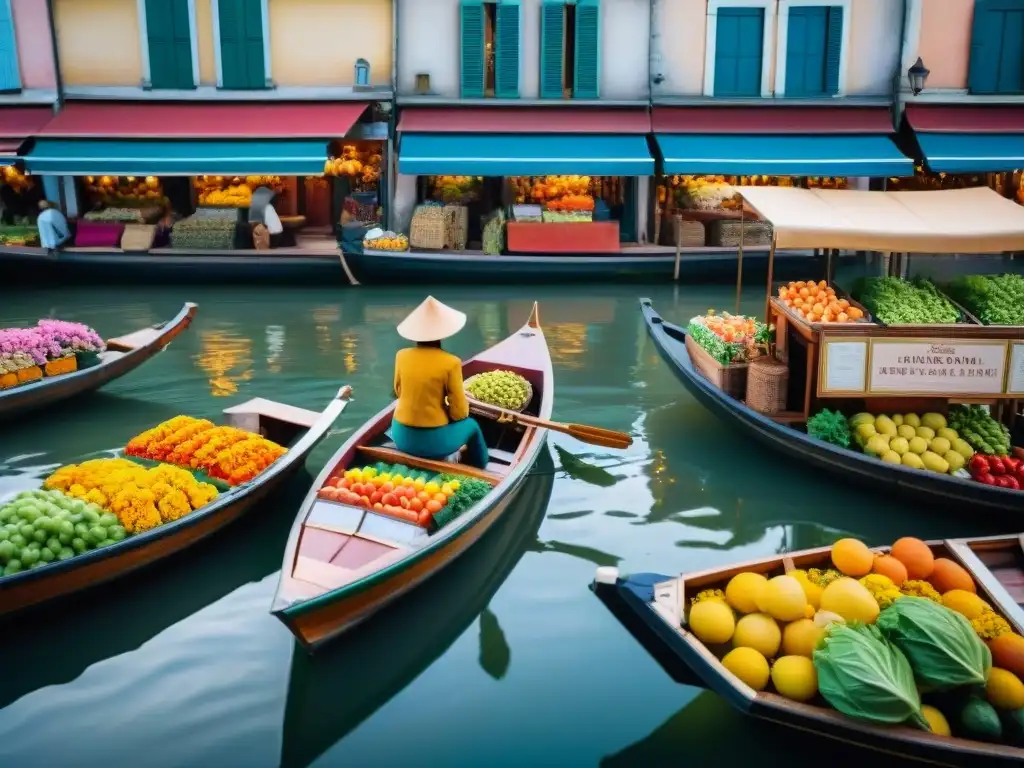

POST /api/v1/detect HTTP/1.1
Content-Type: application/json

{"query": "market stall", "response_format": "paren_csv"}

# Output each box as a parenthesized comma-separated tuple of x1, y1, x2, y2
(0, 166, 42, 246)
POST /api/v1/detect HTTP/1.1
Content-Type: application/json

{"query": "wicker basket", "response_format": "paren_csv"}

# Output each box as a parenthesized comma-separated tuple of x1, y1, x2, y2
(121, 224, 156, 252)
(706, 220, 773, 247)
(463, 373, 534, 412)
(685, 334, 748, 399)
(745, 355, 789, 415)
(664, 217, 706, 247)
(410, 206, 447, 249)
(445, 204, 468, 250)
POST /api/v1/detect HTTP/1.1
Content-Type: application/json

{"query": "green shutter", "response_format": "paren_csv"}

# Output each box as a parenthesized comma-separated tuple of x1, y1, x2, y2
(574, 0, 600, 98)
(495, 1, 520, 98)
(714, 8, 764, 97)
(147, 0, 194, 90)
(0, 0, 21, 92)
(540, 1, 564, 99)
(219, 0, 266, 90)
(460, 1, 485, 98)
(824, 6, 843, 94)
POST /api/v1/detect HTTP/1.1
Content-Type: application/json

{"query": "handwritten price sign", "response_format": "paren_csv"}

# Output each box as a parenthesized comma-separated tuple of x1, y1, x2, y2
(869, 341, 1008, 395)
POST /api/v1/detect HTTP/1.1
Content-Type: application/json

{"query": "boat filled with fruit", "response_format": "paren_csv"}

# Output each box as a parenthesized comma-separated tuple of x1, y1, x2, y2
(592, 532, 1024, 764)
(271, 303, 553, 650)
(0, 388, 351, 616)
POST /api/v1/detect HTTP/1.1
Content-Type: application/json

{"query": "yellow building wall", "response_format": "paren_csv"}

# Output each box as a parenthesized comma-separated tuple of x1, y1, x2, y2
(195, 0, 217, 85)
(53, 0, 142, 86)
(269, 0, 392, 87)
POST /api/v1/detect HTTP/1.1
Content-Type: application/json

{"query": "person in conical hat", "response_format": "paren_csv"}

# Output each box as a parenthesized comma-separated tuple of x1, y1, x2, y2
(390, 297, 489, 469)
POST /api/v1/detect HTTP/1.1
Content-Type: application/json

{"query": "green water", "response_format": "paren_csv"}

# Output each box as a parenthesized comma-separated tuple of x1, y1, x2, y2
(0, 276, 1014, 767)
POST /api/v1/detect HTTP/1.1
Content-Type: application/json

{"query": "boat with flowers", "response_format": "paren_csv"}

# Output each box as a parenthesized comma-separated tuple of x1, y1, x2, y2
(0, 386, 352, 617)
(0, 302, 197, 421)
(592, 533, 1024, 766)
(271, 303, 553, 650)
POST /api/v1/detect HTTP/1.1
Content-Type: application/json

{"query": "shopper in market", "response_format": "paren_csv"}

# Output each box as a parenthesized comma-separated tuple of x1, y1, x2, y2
(248, 186, 283, 248)
(36, 200, 70, 254)
(390, 297, 490, 470)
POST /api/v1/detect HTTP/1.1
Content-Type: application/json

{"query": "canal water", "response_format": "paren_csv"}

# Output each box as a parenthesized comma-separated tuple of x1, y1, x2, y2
(0, 269, 1015, 767)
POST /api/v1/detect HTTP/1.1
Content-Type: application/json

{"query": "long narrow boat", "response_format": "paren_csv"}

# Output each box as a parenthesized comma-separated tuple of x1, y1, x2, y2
(0, 302, 197, 421)
(0, 387, 352, 617)
(592, 534, 1024, 767)
(280, 447, 554, 766)
(640, 299, 1023, 517)
(272, 303, 553, 650)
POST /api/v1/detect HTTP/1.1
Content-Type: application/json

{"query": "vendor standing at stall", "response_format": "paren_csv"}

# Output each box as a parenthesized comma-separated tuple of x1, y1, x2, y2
(248, 186, 283, 249)
(37, 200, 70, 254)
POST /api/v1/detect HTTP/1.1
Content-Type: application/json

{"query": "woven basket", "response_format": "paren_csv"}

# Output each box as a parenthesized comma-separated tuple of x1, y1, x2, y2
(666, 217, 706, 247)
(445, 205, 468, 250)
(706, 220, 773, 247)
(685, 334, 748, 400)
(410, 206, 447, 249)
(463, 373, 534, 413)
(121, 224, 156, 252)
(745, 355, 789, 414)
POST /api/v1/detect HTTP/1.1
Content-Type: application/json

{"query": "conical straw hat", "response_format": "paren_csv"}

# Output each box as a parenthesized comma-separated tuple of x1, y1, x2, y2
(397, 296, 467, 342)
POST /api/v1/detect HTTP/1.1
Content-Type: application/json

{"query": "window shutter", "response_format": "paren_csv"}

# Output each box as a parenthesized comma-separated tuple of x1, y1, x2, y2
(714, 8, 763, 97)
(574, 0, 600, 99)
(540, 1, 564, 99)
(785, 6, 828, 96)
(0, 0, 21, 92)
(495, 1, 520, 98)
(241, 0, 265, 89)
(147, 0, 194, 89)
(219, 0, 265, 89)
(969, 1, 999, 93)
(460, 1, 485, 98)
(824, 5, 843, 95)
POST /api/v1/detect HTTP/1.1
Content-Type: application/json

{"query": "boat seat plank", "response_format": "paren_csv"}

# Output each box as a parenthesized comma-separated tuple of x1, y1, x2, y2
(294, 555, 357, 591)
(357, 445, 502, 485)
(223, 397, 319, 430)
(105, 327, 162, 352)
(486, 461, 510, 475)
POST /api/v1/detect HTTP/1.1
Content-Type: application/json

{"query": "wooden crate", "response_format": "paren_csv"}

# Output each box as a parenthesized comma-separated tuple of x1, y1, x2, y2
(685, 334, 749, 399)
(706, 220, 773, 247)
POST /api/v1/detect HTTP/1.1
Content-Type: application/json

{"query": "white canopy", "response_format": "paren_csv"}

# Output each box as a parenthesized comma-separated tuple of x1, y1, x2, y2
(736, 186, 1024, 254)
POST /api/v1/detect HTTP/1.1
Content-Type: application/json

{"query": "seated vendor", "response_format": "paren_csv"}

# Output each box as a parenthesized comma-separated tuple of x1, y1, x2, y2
(391, 297, 489, 469)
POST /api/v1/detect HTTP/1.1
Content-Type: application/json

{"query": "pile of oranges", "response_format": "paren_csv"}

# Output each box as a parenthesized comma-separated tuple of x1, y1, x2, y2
(777, 280, 866, 324)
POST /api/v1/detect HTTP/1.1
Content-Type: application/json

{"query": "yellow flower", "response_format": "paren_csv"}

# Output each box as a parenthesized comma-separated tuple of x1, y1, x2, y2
(157, 489, 191, 523)
(859, 574, 902, 609)
(972, 608, 1013, 640)
(690, 589, 727, 605)
(900, 580, 941, 603)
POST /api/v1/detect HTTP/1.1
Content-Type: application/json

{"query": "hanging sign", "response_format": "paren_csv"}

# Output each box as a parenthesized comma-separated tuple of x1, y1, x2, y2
(868, 339, 1008, 396)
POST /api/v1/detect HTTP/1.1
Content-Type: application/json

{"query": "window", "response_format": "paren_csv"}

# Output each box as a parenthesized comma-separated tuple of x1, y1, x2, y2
(143, 0, 195, 89)
(540, 0, 600, 99)
(781, 5, 843, 97)
(461, 0, 520, 98)
(713, 7, 764, 96)
(969, 0, 1024, 94)
(215, 0, 268, 90)
(0, 0, 21, 93)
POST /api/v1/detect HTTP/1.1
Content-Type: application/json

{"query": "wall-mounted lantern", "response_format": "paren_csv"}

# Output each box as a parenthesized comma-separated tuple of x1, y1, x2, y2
(908, 58, 930, 96)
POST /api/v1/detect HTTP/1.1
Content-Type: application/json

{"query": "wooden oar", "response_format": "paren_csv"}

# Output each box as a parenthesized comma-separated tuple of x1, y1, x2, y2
(469, 401, 632, 450)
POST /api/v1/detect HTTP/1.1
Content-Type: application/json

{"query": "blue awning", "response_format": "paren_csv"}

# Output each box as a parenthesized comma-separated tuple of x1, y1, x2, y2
(917, 133, 1024, 173)
(398, 133, 654, 176)
(24, 139, 330, 176)
(655, 134, 913, 177)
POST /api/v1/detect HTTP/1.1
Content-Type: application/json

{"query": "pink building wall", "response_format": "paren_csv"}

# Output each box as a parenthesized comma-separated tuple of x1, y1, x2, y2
(11, 0, 57, 90)
(918, 0, 972, 90)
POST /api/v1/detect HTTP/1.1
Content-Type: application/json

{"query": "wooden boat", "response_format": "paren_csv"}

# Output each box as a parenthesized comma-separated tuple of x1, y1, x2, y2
(640, 299, 1023, 517)
(272, 303, 553, 650)
(0, 387, 352, 617)
(280, 447, 554, 766)
(0, 302, 197, 421)
(592, 534, 1024, 767)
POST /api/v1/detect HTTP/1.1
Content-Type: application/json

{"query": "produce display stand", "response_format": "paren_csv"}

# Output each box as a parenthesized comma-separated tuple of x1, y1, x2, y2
(506, 221, 620, 254)
(734, 186, 1024, 427)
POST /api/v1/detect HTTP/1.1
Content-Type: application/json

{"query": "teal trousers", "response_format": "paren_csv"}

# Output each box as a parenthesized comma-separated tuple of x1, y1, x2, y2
(391, 418, 489, 469)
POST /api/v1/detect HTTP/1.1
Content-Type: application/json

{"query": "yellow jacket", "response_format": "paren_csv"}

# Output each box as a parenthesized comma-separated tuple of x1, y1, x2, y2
(393, 347, 469, 428)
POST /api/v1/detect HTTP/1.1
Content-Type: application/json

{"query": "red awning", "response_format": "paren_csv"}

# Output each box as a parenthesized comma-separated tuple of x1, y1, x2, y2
(0, 107, 54, 140)
(397, 107, 651, 134)
(652, 106, 895, 134)
(905, 105, 1024, 133)
(37, 102, 370, 139)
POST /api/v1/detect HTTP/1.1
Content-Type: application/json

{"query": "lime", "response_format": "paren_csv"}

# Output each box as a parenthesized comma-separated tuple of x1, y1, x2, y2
(59, 520, 74, 537)
(9, 533, 26, 548)
(88, 526, 106, 545)
(69, 513, 83, 524)
(46, 537, 61, 554)
(4, 560, 22, 575)
(26, 540, 40, 552)
(20, 548, 38, 566)
(57, 547, 74, 561)
(57, 532, 72, 546)
(3, 523, 16, 533)
(35, 516, 52, 532)
(71, 537, 87, 553)
(99, 512, 118, 527)
(0, 540, 14, 561)
(0, 529, 8, 542)
(39, 547, 55, 563)
(74, 522, 90, 538)
(32, 529, 47, 543)
(19, 507, 40, 522)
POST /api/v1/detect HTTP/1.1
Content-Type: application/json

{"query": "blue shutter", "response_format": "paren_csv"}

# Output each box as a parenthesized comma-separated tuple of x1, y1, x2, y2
(574, 0, 601, 99)
(460, 1, 485, 98)
(970, 0, 1024, 94)
(147, 0, 194, 89)
(824, 5, 843, 94)
(996, 8, 1024, 91)
(540, 1, 564, 99)
(0, 0, 21, 93)
(495, 1, 520, 98)
(219, 0, 265, 89)
(785, 7, 829, 96)
(714, 8, 763, 97)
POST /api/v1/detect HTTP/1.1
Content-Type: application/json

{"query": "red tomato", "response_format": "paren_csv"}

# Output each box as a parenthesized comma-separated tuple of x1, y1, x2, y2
(417, 509, 432, 527)
(416, 491, 430, 503)
(359, 495, 371, 507)
(400, 495, 411, 509)
(380, 482, 394, 494)
(327, 476, 341, 487)
(381, 492, 397, 506)
(370, 491, 383, 504)
(409, 497, 424, 512)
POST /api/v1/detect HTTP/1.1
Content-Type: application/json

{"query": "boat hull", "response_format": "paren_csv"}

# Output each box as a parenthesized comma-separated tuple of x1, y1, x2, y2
(640, 299, 1023, 517)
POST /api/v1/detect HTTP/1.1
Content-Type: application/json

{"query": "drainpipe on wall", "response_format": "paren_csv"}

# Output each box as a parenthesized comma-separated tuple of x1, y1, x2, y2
(387, 0, 399, 232)
(44, 0, 67, 212)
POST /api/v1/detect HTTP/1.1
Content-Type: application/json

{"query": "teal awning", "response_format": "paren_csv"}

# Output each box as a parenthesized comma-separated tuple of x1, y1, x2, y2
(917, 133, 1024, 173)
(398, 133, 654, 176)
(24, 139, 330, 176)
(656, 134, 913, 176)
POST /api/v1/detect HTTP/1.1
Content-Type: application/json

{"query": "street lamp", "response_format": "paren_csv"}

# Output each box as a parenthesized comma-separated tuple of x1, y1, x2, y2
(908, 57, 930, 96)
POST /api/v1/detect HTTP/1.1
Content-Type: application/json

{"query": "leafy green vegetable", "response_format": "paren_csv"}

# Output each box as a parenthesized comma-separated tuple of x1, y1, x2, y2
(853, 277, 960, 325)
(876, 597, 991, 690)
(813, 621, 928, 729)
(806, 409, 852, 449)
(945, 273, 1024, 326)
(948, 404, 1011, 456)
(687, 320, 741, 366)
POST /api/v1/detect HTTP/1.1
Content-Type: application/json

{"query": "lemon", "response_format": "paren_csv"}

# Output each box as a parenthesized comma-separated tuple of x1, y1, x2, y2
(771, 656, 818, 702)
(929, 437, 952, 455)
(820, 578, 880, 624)
(891, 414, 904, 426)
(812, 609, 846, 629)
(889, 437, 910, 455)
(790, 569, 823, 610)
(782, 618, 826, 658)
(449, 480, 461, 491)
(916, 426, 936, 441)
(733, 613, 781, 657)
(725, 572, 768, 614)
(881, 451, 901, 464)
(902, 452, 925, 470)
(414, 478, 426, 491)
(944, 451, 965, 473)
(756, 575, 809, 622)
(987, 668, 1024, 710)
(424, 481, 441, 495)
(903, 413, 921, 428)
(722, 647, 770, 691)
(688, 600, 735, 645)
(908, 437, 929, 455)
(897, 424, 917, 440)
(921, 705, 950, 736)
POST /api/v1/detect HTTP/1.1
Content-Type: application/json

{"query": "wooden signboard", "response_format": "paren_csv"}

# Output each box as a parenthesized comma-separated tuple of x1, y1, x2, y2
(819, 337, 1015, 398)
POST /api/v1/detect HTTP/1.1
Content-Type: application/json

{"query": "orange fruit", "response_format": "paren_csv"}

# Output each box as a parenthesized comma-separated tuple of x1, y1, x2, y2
(989, 634, 1024, 679)
(890, 537, 935, 580)
(848, 307, 864, 320)
(837, 312, 849, 323)
(831, 538, 874, 577)
(799, 287, 810, 298)
(929, 558, 976, 594)
(872, 554, 908, 586)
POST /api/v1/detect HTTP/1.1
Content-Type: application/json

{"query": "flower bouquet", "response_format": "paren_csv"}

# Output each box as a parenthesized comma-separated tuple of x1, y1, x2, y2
(0, 328, 53, 388)
(36, 319, 105, 369)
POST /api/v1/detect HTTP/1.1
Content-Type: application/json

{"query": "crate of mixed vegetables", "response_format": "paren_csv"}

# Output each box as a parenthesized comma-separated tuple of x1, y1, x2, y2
(849, 277, 972, 328)
(686, 311, 772, 399)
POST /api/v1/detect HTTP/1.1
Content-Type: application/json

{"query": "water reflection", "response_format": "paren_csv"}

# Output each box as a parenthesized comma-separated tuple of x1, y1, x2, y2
(193, 330, 254, 397)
